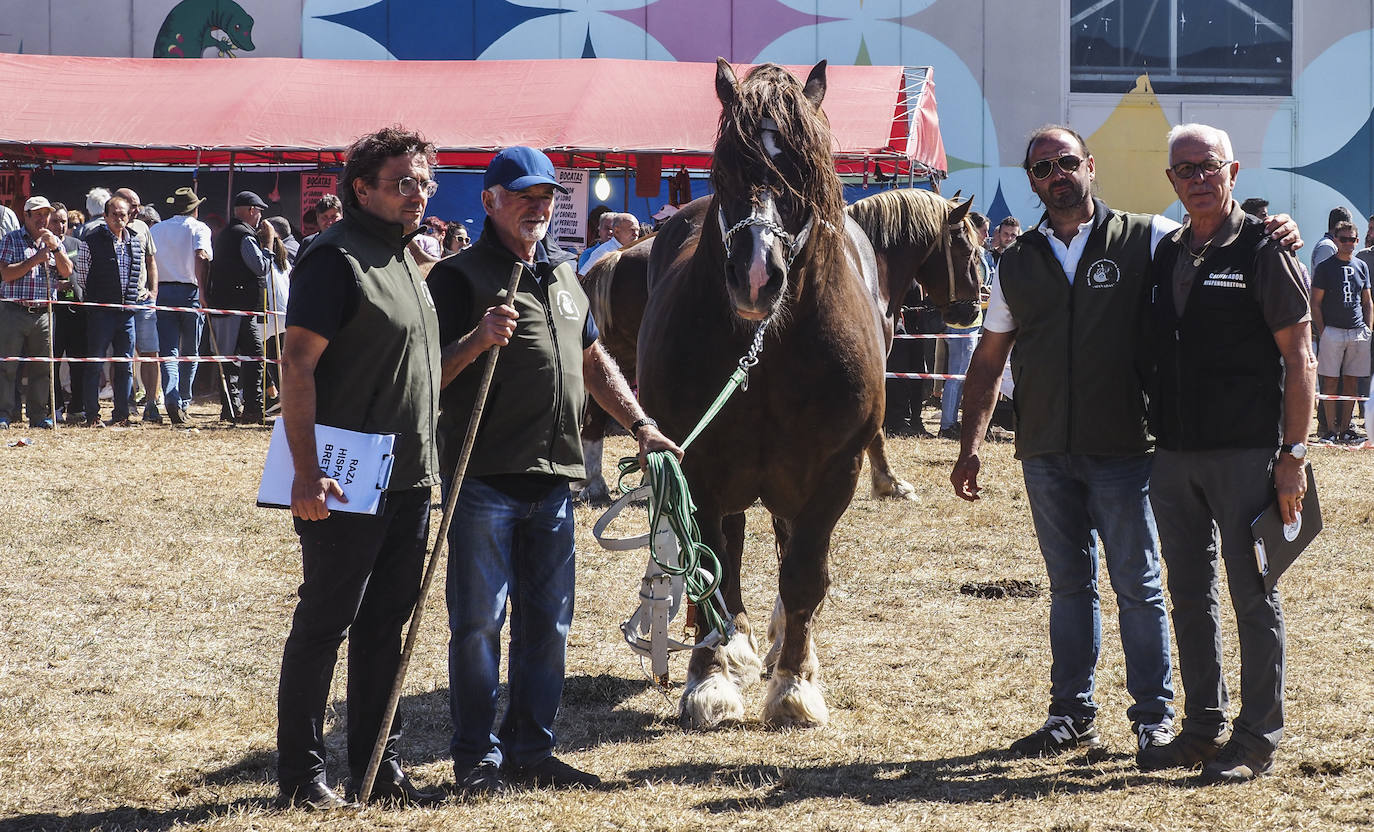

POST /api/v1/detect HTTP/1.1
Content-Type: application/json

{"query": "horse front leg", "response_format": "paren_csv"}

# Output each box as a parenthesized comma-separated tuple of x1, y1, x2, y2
(762, 462, 860, 728)
(867, 429, 917, 501)
(680, 510, 759, 729)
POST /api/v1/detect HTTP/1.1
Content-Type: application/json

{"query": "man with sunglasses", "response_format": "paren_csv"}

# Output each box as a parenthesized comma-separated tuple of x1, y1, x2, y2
(1145, 123, 1315, 784)
(275, 127, 446, 810)
(952, 125, 1182, 764)
(1310, 220, 1371, 444)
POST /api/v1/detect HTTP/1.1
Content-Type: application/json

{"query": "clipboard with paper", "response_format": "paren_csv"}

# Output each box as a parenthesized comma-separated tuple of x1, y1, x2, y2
(257, 420, 396, 515)
(1250, 463, 1321, 593)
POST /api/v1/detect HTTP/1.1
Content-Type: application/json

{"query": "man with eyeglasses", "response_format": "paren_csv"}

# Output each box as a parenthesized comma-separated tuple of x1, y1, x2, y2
(1309, 219, 1370, 444)
(1144, 123, 1315, 784)
(275, 126, 446, 810)
(208, 190, 270, 424)
(77, 195, 142, 427)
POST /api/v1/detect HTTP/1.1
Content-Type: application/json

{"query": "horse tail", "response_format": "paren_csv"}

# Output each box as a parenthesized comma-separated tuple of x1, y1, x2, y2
(585, 248, 622, 336)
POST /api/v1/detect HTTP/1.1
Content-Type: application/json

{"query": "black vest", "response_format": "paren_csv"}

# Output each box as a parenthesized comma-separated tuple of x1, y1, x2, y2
(997, 200, 1155, 459)
(208, 219, 263, 310)
(84, 225, 142, 305)
(1149, 217, 1282, 451)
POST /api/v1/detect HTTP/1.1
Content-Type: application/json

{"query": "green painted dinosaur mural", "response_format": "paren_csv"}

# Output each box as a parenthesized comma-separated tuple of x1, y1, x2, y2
(154, 0, 256, 58)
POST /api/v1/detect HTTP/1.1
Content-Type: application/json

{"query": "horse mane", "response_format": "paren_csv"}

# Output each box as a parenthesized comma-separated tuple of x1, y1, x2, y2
(711, 63, 845, 225)
(846, 188, 953, 251)
(583, 247, 622, 335)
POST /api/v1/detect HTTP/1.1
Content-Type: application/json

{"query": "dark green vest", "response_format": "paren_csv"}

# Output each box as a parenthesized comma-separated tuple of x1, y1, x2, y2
(998, 199, 1155, 459)
(436, 234, 590, 480)
(298, 208, 441, 491)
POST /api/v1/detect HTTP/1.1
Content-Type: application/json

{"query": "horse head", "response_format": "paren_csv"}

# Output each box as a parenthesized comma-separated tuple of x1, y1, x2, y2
(711, 59, 844, 321)
(919, 196, 981, 326)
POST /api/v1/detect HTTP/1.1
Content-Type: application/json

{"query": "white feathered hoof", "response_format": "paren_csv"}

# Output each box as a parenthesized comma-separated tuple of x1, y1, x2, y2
(679, 668, 745, 730)
(762, 670, 829, 729)
(872, 474, 918, 501)
(717, 629, 764, 690)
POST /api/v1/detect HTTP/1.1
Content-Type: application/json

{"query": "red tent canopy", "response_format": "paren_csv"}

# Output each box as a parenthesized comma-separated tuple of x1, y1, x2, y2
(0, 55, 946, 177)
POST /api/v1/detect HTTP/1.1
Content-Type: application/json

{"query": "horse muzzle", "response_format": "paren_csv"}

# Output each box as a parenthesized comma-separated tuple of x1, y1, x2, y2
(943, 299, 981, 327)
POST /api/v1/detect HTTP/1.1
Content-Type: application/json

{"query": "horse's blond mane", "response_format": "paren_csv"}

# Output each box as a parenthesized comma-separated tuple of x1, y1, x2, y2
(845, 188, 952, 250)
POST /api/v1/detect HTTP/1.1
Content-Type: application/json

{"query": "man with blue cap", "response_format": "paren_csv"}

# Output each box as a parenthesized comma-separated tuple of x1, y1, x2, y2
(429, 147, 679, 794)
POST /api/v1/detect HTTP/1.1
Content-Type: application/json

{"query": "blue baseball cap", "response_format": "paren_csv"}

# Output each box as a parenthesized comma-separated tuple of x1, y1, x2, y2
(484, 146, 568, 193)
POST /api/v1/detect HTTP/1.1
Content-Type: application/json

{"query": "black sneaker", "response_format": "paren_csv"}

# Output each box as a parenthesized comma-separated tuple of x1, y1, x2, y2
(276, 780, 354, 811)
(1340, 429, 1365, 445)
(1199, 739, 1274, 784)
(1138, 729, 1224, 771)
(455, 760, 505, 796)
(1008, 714, 1101, 757)
(511, 756, 602, 789)
(1318, 432, 1339, 445)
(937, 425, 961, 441)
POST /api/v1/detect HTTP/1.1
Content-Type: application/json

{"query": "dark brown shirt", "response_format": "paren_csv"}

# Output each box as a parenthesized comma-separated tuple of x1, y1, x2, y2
(1169, 199, 1311, 331)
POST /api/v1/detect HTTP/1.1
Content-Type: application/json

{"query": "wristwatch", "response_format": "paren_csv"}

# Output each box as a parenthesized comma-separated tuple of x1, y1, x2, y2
(1280, 442, 1307, 460)
(630, 417, 658, 436)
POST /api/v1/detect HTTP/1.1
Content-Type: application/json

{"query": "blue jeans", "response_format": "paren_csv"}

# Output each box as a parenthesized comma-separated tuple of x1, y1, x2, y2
(446, 477, 576, 771)
(940, 326, 978, 430)
(1021, 453, 1174, 726)
(85, 308, 135, 422)
(156, 283, 203, 412)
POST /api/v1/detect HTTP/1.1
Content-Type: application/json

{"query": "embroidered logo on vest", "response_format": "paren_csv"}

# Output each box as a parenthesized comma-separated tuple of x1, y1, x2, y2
(1084, 258, 1121, 289)
(555, 289, 580, 320)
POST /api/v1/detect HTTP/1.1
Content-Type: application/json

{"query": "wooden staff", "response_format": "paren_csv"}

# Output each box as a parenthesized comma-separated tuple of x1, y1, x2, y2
(357, 262, 524, 803)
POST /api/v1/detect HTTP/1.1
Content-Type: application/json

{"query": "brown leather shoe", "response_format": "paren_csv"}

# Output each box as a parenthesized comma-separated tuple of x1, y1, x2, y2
(276, 780, 354, 811)
(1199, 739, 1274, 784)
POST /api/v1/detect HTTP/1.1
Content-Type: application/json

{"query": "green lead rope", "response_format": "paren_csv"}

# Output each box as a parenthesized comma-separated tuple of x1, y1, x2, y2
(613, 321, 771, 645)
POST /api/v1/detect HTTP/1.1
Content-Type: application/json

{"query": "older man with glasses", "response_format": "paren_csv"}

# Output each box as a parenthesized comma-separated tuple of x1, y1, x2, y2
(0, 196, 73, 428)
(1144, 123, 1316, 784)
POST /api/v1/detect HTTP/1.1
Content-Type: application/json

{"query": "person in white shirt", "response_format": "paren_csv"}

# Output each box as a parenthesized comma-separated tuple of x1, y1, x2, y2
(149, 188, 212, 424)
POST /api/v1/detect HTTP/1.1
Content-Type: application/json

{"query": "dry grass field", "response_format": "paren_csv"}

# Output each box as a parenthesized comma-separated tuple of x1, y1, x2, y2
(2, 407, 1372, 831)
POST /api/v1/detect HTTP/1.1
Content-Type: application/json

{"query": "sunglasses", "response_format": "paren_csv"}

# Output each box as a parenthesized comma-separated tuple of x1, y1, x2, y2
(1167, 159, 1233, 180)
(378, 176, 439, 198)
(1028, 154, 1085, 180)
(1337, 235, 1359, 243)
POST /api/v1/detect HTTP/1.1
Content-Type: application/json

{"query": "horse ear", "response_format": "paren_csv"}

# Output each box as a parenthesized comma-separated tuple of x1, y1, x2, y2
(947, 197, 973, 225)
(803, 60, 827, 108)
(716, 58, 740, 107)
(950, 189, 962, 201)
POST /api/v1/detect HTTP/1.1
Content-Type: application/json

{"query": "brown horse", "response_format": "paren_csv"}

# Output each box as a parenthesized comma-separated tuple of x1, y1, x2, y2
(636, 59, 979, 729)
(578, 187, 978, 504)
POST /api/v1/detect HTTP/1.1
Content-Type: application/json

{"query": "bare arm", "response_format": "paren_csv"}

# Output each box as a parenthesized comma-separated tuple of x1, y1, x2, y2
(950, 329, 1016, 501)
(1273, 320, 1317, 524)
(1363, 287, 1372, 331)
(1310, 287, 1325, 336)
(281, 325, 346, 521)
(52, 235, 73, 279)
(584, 341, 682, 466)
(194, 250, 210, 298)
(141, 247, 158, 300)
(440, 304, 518, 388)
(2, 231, 62, 282)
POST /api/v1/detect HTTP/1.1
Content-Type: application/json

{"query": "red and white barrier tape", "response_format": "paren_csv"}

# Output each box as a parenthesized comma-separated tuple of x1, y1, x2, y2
(893, 333, 979, 340)
(1, 296, 280, 318)
(886, 372, 966, 380)
(4, 355, 276, 364)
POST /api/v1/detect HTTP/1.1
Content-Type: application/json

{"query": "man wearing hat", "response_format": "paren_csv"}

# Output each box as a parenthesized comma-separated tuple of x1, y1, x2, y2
(208, 189, 271, 423)
(429, 146, 678, 794)
(150, 188, 213, 423)
(0, 196, 73, 428)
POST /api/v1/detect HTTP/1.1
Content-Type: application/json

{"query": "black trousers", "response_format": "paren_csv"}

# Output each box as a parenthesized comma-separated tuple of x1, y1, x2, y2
(51, 307, 88, 416)
(276, 487, 431, 789)
(884, 306, 941, 434)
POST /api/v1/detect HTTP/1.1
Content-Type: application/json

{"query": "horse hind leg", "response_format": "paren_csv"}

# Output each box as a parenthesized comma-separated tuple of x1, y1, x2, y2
(572, 400, 612, 505)
(867, 429, 917, 501)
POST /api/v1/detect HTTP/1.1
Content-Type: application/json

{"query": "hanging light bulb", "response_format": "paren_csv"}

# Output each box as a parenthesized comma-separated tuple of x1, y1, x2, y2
(594, 158, 611, 201)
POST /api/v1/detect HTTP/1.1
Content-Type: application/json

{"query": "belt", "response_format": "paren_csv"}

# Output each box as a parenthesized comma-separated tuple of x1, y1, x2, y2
(7, 302, 47, 314)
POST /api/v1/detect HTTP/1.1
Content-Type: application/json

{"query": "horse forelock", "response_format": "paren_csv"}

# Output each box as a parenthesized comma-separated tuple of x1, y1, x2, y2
(711, 64, 845, 228)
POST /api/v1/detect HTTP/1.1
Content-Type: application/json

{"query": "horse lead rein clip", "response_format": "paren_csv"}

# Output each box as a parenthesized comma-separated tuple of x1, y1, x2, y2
(737, 319, 769, 391)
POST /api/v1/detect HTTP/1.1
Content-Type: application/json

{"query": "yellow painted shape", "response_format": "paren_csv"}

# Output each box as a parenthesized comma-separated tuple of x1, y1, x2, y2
(1086, 75, 1178, 215)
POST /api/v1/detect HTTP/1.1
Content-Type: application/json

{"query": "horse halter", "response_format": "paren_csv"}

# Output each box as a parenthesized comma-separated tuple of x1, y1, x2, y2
(719, 207, 816, 271)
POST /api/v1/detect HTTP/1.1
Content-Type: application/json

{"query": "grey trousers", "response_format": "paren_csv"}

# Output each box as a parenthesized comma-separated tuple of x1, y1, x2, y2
(1151, 447, 1285, 754)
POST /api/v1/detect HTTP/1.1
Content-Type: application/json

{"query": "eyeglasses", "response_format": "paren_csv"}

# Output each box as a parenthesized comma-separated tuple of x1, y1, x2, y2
(1028, 155, 1085, 180)
(1168, 159, 1233, 180)
(378, 176, 439, 198)
(1337, 235, 1359, 243)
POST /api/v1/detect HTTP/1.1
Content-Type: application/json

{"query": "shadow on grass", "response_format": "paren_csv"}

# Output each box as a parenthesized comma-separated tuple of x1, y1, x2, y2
(181, 672, 657, 791)
(630, 747, 1198, 808)
(0, 798, 273, 832)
